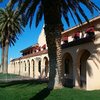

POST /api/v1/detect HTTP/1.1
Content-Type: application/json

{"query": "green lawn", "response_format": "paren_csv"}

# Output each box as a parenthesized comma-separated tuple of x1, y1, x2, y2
(0, 73, 22, 79)
(0, 79, 100, 100)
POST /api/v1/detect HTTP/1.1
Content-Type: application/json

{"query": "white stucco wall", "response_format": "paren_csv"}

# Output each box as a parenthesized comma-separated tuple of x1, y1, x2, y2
(8, 16, 100, 90)
(38, 28, 46, 47)
(86, 31, 100, 90)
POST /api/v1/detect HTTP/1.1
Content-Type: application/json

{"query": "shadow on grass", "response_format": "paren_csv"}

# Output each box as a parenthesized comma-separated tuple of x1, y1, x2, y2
(29, 88, 51, 100)
(0, 79, 48, 88)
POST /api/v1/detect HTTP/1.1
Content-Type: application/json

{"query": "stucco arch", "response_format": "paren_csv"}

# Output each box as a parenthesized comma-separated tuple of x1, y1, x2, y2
(77, 49, 91, 88)
(31, 59, 35, 78)
(76, 49, 91, 62)
(38, 60, 41, 74)
(20, 61, 23, 75)
(13, 62, 15, 74)
(43, 56, 49, 78)
(27, 60, 30, 76)
(24, 61, 27, 71)
(62, 52, 73, 87)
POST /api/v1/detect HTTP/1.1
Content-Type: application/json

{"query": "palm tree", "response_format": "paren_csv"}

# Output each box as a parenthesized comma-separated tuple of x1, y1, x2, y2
(0, 0, 3, 2)
(11, 0, 100, 89)
(0, 5, 25, 73)
(0, 32, 5, 73)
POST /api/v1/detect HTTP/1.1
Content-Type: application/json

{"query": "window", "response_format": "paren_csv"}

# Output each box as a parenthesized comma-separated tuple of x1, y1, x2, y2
(73, 32, 80, 40)
(42, 44, 46, 50)
(62, 36, 68, 44)
(64, 59, 69, 74)
(38, 61, 41, 73)
(86, 27, 94, 37)
(24, 62, 26, 71)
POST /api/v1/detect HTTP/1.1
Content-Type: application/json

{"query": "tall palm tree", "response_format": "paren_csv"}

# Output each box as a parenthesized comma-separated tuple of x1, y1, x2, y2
(11, 0, 100, 89)
(0, 0, 3, 2)
(0, 32, 5, 73)
(0, 5, 25, 73)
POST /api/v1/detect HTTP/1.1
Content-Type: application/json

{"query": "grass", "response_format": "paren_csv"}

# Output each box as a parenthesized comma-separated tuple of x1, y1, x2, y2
(0, 73, 21, 79)
(0, 80, 47, 100)
(0, 81, 100, 100)
(0, 74, 100, 100)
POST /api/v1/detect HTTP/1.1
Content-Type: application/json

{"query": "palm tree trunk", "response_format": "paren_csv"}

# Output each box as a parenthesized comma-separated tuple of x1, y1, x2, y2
(45, 25, 63, 89)
(3, 39, 9, 73)
(1, 45, 5, 73)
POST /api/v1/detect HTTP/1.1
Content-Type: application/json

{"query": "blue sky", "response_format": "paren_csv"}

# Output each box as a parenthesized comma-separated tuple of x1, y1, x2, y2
(0, 0, 100, 64)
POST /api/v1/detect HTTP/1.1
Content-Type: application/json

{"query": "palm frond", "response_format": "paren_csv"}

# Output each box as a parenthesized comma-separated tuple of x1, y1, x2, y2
(66, 0, 83, 24)
(75, 1, 89, 23)
(61, 0, 70, 26)
(68, 7, 77, 25)
(90, 1, 100, 13)
(35, 2, 43, 27)
(26, 0, 40, 27)
(78, 0, 94, 14)
(0, 4, 25, 46)
(6, 0, 18, 10)
(19, 0, 32, 14)
(62, 11, 70, 26)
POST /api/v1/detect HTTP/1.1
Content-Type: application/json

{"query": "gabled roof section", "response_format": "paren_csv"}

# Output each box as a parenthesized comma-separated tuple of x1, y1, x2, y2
(20, 43, 39, 53)
(62, 15, 100, 36)
(11, 50, 48, 62)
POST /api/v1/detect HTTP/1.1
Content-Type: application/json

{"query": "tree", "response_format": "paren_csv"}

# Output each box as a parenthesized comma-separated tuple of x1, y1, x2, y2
(0, 0, 3, 2)
(0, 4, 25, 73)
(11, 0, 100, 89)
(0, 32, 5, 73)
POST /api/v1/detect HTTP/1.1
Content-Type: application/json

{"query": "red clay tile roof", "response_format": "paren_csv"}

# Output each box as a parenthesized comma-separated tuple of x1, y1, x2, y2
(11, 50, 48, 61)
(42, 44, 46, 48)
(62, 36, 68, 41)
(86, 27, 94, 33)
(20, 43, 39, 53)
(74, 32, 80, 37)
